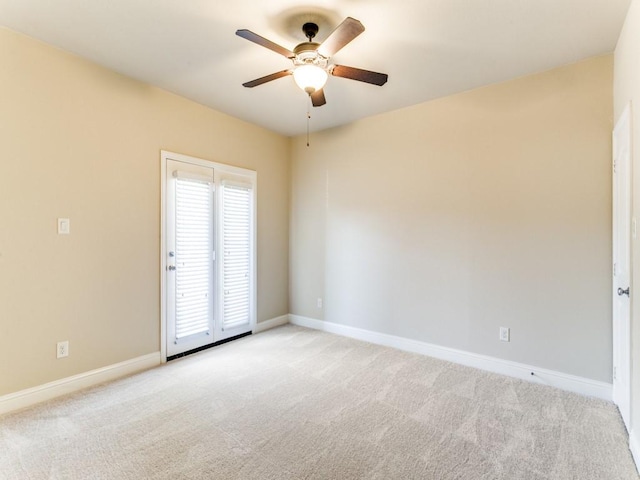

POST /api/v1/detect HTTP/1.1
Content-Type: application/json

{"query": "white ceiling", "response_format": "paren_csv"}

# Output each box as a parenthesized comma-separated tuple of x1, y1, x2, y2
(0, 0, 631, 136)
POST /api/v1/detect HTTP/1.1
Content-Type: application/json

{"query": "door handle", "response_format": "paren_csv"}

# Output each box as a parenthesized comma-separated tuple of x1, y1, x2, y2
(168, 265, 176, 271)
(618, 287, 630, 297)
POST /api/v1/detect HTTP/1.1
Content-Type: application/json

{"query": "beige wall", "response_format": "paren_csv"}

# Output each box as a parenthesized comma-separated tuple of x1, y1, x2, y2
(0, 21, 616, 397)
(0, 28, 290, 396)
(291, 56, 613, 382)
(615, 0, 640, 448)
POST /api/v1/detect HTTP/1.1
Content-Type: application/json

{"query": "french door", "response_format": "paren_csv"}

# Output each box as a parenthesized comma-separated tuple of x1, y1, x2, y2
(162, 152, 256, 359)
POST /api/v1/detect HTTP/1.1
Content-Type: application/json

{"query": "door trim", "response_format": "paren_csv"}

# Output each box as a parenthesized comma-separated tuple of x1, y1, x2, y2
(612, 103, 632, 430)
(160, 150, 257, 362)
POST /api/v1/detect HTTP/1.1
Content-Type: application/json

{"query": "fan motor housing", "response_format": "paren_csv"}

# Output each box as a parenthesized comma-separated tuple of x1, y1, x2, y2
(293, 42, 320, 55)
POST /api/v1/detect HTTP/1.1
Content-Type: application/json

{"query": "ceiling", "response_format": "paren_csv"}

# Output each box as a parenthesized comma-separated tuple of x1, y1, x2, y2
(0, 0, 632, 137)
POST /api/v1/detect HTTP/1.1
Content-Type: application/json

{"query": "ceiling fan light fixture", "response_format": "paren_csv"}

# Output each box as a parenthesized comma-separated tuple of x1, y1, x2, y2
(293, 64, 328, 94)
(237, 16, 387, 106)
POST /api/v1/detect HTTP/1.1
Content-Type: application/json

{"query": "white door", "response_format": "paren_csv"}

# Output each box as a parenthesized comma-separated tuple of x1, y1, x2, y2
(162, 152, 257, 360)
(166, 159, 216, 357)
(613, 104, 632, 431)
(217, 181, 255, 340)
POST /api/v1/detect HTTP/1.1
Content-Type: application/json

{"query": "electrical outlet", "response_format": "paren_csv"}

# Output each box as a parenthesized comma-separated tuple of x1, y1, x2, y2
(499, 327, 510, 342)
(57, 341, 69, 359)
(317, 297, 323, 308)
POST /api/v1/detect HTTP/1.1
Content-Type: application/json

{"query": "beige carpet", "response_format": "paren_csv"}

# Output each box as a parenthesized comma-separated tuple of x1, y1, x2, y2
(0, 325, 637, 479)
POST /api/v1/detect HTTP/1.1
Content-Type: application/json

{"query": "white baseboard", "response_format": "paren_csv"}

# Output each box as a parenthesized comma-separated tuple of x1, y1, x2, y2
(1, 316, 614, 416)
(289, 315, 612, 401)
(0, 352, 161, 416)
(253, 314, 290, 333)
(630, 430, 640, 475)
(0, 313, 288, 416)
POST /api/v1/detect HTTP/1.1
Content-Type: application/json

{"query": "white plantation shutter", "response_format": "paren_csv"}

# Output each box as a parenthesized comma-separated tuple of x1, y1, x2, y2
(221, 182, 252, 330)
(174, 176, 214, 340)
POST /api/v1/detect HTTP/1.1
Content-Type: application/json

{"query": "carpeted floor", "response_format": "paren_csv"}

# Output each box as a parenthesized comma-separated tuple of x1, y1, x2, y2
(0, 325, 638, 479)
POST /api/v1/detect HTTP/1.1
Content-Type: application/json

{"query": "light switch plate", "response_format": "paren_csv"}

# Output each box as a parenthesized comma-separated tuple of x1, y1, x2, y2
(57, 218, 70, 235)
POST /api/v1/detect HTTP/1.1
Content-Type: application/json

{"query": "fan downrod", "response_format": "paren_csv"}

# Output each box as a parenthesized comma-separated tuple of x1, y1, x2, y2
(302, 22, 319, 41)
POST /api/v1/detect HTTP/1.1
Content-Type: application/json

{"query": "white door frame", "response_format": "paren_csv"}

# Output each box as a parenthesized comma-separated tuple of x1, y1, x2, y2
(613, 103, 632, 430)
(160, 150, 257, 362)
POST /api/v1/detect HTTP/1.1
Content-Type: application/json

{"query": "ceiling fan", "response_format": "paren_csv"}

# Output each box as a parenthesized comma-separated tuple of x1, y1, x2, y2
(236, 17, 388, 107)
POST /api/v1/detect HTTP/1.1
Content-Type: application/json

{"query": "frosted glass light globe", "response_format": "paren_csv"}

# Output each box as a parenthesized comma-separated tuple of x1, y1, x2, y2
(293, 65, 328, 94)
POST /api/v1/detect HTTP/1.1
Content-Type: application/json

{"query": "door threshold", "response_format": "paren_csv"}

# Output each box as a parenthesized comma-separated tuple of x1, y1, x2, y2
(167, 331, 252, 361)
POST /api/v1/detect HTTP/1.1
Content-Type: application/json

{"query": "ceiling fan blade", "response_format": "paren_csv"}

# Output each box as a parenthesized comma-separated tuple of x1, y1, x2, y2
(310, 89, 327, 107)
(331, 65, 388, 86)
(236, 29, 295, 58)
(242, 70, 292, 88)
(317, 17, 365, 57)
